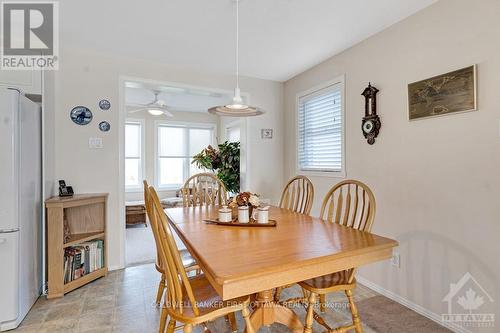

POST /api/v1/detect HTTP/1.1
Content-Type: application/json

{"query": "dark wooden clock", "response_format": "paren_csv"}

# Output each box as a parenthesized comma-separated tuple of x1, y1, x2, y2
(361, 83, 381, 145)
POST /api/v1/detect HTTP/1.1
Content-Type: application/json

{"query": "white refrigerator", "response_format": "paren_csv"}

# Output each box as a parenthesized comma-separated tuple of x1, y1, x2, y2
(0, 88, 42, 331)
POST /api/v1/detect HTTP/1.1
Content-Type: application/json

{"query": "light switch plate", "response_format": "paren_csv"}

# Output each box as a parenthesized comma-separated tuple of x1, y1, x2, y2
(89, 137, 103, 149)
(391, 252, 400, 268)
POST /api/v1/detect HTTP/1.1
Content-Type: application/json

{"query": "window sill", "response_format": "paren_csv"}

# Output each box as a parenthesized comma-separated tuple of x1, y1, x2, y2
(156, 185, 182, 191)
(125, 187, 143, 193)
(297, 170, 346, 179)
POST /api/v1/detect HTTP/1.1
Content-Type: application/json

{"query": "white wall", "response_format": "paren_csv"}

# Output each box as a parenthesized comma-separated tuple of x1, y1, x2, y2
(52, 47, 284, 270)
(284, 0, 499, 330)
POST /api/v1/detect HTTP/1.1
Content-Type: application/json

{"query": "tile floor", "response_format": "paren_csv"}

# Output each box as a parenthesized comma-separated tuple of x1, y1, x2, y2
(14, 264, 380, 333)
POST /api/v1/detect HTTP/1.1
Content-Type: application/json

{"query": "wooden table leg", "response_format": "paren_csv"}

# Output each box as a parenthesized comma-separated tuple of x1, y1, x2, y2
(245, 289, 303, 333)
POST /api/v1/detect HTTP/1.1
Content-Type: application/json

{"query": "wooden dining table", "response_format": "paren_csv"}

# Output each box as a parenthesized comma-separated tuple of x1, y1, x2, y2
(165, 205, 398, 332)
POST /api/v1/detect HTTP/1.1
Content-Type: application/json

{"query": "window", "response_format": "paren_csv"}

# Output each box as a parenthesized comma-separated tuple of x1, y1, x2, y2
(297, 78, 344, 176)
(156, 123, 215, 188)
(125, 120, 144, 190)
(226, 121, 240, 142)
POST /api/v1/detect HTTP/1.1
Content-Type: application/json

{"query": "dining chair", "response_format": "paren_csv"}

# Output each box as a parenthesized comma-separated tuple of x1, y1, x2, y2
(143, 181, 199, 306)
(181, 173, 228, 207)
(180, 174, 239, 330)
(274, 175, 314, 302)
(147, 185, 256, 333)
(278, 175, 314, 215)
(298, 180, 376, 333)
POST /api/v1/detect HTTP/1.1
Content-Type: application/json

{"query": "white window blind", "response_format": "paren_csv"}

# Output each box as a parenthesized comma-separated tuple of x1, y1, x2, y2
(298, 83, 343, 173)
(156, 123, 214, 188)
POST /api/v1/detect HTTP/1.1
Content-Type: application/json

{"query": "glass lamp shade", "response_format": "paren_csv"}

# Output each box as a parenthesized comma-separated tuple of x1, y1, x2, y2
(208, 88, 264, 117)
(147, 109, 165, 116)
(208, 105, 264, 117)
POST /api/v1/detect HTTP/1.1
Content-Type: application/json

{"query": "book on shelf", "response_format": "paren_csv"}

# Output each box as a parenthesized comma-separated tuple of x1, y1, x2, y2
(63, 239, 105, 283)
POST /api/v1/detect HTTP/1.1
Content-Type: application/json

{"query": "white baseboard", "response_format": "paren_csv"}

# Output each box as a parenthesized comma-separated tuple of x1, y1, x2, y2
(108, 265, 124, 271)
(356, 276, 471, 333)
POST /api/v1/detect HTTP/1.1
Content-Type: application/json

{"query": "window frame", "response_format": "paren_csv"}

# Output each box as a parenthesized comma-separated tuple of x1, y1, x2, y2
(154, 120, 216, 190)
(225, 119, 241, 143)
(124, 119, 146, 192)
(295, 75, 346, 178)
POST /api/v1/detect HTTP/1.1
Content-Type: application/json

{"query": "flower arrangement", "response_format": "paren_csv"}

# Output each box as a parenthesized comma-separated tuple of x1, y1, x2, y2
(229, 192, 260, 208)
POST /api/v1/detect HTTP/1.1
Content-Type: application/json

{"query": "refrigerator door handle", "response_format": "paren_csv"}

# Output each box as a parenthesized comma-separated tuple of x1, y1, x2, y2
(0, 228, 20, 234)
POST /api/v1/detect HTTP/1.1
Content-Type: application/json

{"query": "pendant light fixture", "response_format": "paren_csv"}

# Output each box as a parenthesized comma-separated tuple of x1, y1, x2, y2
(208, 0, 264, 117)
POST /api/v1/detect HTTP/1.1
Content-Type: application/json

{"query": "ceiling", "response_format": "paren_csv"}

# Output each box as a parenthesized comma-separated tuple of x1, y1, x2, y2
(61, 0, 437, 82)
(125, 82, 233, 113)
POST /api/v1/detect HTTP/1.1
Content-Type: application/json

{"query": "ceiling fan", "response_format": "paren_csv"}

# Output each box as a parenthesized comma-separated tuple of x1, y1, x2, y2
(128, 90, 174, 116)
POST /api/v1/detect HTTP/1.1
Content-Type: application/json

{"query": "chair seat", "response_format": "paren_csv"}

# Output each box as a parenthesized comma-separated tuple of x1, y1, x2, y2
(156, 249, 197, 274)
(180, 249, 197, 268)
(299, 270, 355, 293)
(177, 275, 250, 319)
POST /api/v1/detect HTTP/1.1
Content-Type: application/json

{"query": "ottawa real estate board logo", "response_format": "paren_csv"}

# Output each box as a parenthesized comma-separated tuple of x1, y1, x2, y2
(442, 272, 495, 329)
(1, 1, 59, 70)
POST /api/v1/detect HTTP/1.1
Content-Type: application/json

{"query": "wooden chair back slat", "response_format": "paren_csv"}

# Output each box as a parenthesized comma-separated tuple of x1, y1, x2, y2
(143, 180, 164, 271)
(279, 176, 314, 215)
(181, 173, 227, 207)
(147, 185, 200, 317)
(320, 180, 375, 232)
(320, 180, 376, 283)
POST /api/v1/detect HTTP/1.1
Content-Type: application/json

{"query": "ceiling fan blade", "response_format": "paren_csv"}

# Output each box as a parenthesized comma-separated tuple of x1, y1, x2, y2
(126, 103, 149, 108)
(127, 108, 148, 113)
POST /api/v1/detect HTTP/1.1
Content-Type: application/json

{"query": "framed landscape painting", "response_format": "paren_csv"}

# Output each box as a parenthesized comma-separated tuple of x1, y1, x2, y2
(408, 65, 477, 120)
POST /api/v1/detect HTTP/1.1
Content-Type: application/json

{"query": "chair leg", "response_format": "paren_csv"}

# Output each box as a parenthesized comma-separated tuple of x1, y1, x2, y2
(183, 324, 193, 333)
(303, 291, 317, 333)
(275, 286, 283, 302)
(156, 274, 166, 305)
(346, 289, 363, 333)
(159, 307, 168, 333)
(242, 306, 256, 333)
(319, 294, 326, 312)
(227, 313, 238, 332)
(166, 319, 176, 333)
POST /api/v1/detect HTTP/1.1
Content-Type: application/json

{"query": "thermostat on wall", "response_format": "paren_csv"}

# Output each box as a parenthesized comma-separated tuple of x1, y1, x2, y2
(88, 137, 103, 149)
(261, 129, 273, 139)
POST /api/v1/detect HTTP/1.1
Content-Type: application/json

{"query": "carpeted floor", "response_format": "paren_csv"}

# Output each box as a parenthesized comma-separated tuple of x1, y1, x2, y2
(357, 295, 452, 333)
(125, 224, 156, 266)
(126, 224, 187, 267)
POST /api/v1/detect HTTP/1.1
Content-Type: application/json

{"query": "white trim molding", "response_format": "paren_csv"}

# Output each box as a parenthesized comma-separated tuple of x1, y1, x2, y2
(357, 276, 472, 333)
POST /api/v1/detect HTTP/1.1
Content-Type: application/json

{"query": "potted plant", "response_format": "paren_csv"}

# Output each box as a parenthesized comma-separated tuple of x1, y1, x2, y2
(191, 141, 240, 194)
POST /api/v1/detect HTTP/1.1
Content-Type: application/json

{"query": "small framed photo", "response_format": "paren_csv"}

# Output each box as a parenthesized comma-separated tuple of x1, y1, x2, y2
(261, 129, 273, 139)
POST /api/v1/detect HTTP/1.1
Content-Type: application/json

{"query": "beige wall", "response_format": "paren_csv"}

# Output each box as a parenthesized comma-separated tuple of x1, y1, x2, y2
(53, 47, 284, 270)
(284, 0, 499, 329)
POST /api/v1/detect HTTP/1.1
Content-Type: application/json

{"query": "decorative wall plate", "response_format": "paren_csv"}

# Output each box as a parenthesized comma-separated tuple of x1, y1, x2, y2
(70, 106, 93, 125)
(99, 99, 111, 110)
(99, 121, 111, 132)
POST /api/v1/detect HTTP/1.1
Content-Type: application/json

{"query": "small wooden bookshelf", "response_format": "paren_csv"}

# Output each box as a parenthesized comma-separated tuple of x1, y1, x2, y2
(45, 193, 108, 299)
